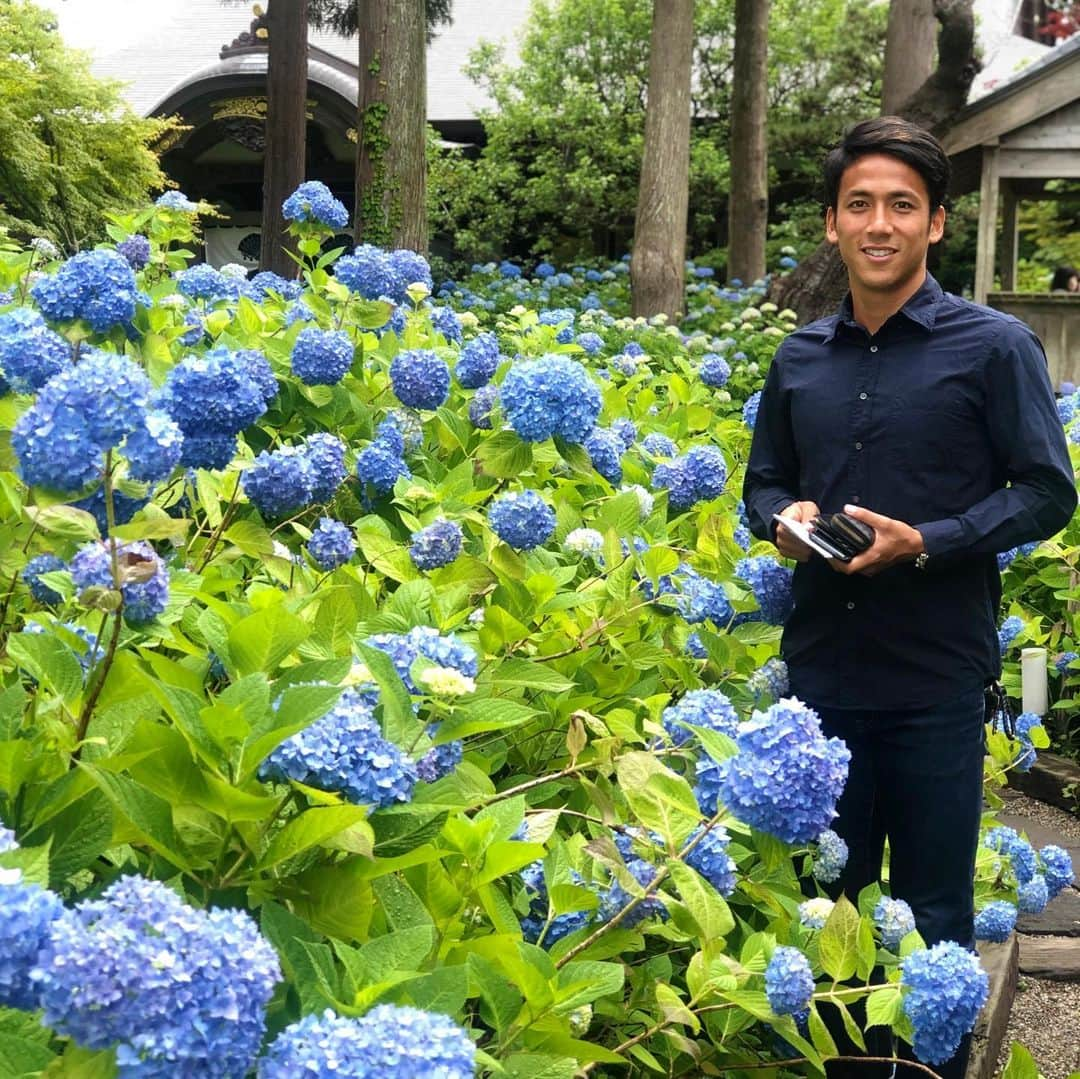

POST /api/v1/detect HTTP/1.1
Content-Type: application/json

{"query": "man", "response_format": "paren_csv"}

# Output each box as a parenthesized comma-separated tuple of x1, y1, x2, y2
(743, 117, 1076, 1078)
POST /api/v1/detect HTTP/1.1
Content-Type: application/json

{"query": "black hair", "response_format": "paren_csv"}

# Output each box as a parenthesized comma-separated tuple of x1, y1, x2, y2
(1050, 265, 1079, 291)
(823, 117, 951, 214)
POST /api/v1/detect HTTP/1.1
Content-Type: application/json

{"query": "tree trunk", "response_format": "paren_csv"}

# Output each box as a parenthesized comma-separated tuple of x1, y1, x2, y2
(883, 0, 938, 114)
(261, 0, 309, 275)
(355, 0, 428, 251)
(629, 0, 694, 319)
(727, 0, 770, 286)
(770, 0, 979, 323)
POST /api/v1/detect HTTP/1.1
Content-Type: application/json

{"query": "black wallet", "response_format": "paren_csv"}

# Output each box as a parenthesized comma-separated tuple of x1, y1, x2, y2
(809, 512, 875, 563)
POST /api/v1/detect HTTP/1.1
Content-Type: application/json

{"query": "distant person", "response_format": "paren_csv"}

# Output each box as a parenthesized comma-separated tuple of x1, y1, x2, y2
(1051, 265, 1079, 292)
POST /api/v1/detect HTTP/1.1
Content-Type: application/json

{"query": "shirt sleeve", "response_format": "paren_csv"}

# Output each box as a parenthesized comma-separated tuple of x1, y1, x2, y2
(914, 322, 1077, 563)
(742, 345, 800, 542)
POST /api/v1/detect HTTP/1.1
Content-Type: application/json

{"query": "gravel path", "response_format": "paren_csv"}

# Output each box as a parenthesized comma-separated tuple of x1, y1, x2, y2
(998, 788, 1080, 840)
(995, 974, 1080, 1079)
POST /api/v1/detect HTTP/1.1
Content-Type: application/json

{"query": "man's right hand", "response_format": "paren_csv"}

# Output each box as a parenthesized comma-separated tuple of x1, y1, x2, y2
(775, 501, 821, 563)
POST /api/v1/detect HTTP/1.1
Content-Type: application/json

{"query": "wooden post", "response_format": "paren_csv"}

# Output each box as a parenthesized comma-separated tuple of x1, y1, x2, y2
(999, 180, 1019, 292)
(974, 144, 1000, 305)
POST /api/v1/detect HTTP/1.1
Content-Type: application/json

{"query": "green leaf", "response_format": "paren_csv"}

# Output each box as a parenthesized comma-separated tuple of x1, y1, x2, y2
(864, 985, 905, 1029)
(357, 925, 436, 977)
(485, 658, 575, 693)
(0, 1033, 55, 1076)
(555, 960, 624, 1010)
(478, 840, 547, 884)
(24, 504, 99, 541)
(240, 682, 343, 779)
(261, 901, 336, 1013)
(228, 605, 309, 676)
(372, 874, 434, 931)
(669, 860, 735, 940)
(0, 841, 50, 889)
(7, 632, 84, 705)
(260, 805, 371, 869)
(80, 765, 193, 872)
(355, 641, 424, 748)
(617, 752, 699, 845)
(1001, 1042, 1040, 1079)
(476, 430, 533, 478)
(819, 894, 861, 982)
(23, 791, 112, 888)
(808, 1005, 839, 1057)
(435, 698, 538, 742)
(370, 804, 448, 857)
(500, 1053, 577, 1079)
(407, 965, 470, 1014)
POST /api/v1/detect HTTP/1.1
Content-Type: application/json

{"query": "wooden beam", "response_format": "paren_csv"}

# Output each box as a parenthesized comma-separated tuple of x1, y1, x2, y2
(974, 145, 1000, 305)
(999, 181, 1018, 292)
(998, 147, 1080, 179)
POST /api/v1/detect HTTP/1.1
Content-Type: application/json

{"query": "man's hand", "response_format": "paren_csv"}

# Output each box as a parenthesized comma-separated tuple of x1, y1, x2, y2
(829, 503, 925, 577)
(775, 500, 821, 563)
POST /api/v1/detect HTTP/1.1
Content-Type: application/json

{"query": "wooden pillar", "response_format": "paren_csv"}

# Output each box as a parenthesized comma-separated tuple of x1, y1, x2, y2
(974, 144, 1000, 305)
(1000, 180, 1019, 292)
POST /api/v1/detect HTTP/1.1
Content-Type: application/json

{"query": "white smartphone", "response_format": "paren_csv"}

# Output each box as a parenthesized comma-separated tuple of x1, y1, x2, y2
(772, 513, 841, 560)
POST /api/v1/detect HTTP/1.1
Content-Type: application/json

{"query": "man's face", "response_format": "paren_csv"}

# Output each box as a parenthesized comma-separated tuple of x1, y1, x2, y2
(825, 153, 945, 301)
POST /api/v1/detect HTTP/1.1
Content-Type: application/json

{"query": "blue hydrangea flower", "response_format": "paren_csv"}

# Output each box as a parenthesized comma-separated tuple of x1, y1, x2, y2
(700, 352, 731, 387)
(500, 355, 601, 443)
(611, 418, 637, 449)
(519, 861, 594, 946)
(258, 1006, 475, 1079)
(576, 331, 604, 355)
(0, 877, 64, 1009)
(998, 615, 1024, 654)
(1054, 651, 1079, 675)
(70, 540, 169, 626)
(356, 440, 410, 495)
(1040, 845, 1074, 897)
(653, 457, 698, 511)
(747, 657, 790, 699)
(71, 486, 145, 534)
(243, 445, 314, 519)
(24, 554, 67, 604)
(409, 519, 464, 571)
(765, 946, 814, 1016)
(389, 349, 450, 410)
(155, 191, 198, 212)
(1057, 394, 1077, 425)
(365, 626, 477, 695)
(174, 264, 239, 304)
(291, 327, 354, 385)
(307, 518, 355, 571)
(430, 305, 463, 343)
(685, 824, 736, 895)
(0, 308, 72, 392)
(335, 244, 398, 300)
(686, 632, 707, 658)
(642, 433, 677, 458)
(124, 411, 183, 483)
(900, 941, 989, 1066)
(735, 555, 794, 625)
(33, 875, 280, 1078)
(813, 829, 849, 883)
(161, 347, 269, 438)
(974, 901, 1017, 943)
(382, 410, 424, 454)
(303, 432, 347, 503)
(415, 736, 463, 783)
(984, 826, 1037, 885)
(389, 249, 433, 296)
(180, 432, 238, 471)
(488, 490, 556, 550)
(535, 261, 556, 278)
(1012, 711, 1044, 773)
(704, 698, 851, 842)
(997, 547, 1020, 571)
(282, 181, 348, 229)
(469, 384, 499, 429)
(32, 249, 137, 332)
(743, 390, 762, 430)
(597, 856, 668, 929)
(874, 896, 917, 950)
(456, 331, 501, 388)
(538, 307, 575, 328)
(685, 445, 728, 501)
(734, 521, 753, 549)
(116, 235, 151, 270)
(662, 689, 739, 747)
(584, 427, 624, 484)
(1017, 874, 1049, 915)
(0, 826, 16, 853)
(260, 687, 416, 806)
(245, 271, 303, 303)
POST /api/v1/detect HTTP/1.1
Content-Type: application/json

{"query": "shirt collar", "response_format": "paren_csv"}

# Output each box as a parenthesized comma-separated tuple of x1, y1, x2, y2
(824, 273, 944, 342)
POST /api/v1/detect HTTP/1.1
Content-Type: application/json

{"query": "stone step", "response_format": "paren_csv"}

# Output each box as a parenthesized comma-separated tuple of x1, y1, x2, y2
(966, 937, 1019, 1079)
(1017, 934, 1080, 980)
(1016, 883, 1080, 936)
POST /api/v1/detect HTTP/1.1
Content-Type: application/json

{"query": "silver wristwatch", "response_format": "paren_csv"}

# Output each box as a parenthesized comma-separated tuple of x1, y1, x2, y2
(915, 552, 929, 571)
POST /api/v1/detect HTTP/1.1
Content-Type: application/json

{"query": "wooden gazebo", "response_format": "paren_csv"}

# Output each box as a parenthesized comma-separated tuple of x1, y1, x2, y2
(942, 36, 1080, 385)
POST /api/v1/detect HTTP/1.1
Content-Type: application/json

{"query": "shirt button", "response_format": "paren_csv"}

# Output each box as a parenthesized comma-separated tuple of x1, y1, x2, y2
(870, 345, 878, 353)
(846, 601, 856, 610)
(855, 441, 863, 450)
(859, 392, 868, 400)
(851, 495, 860, 503)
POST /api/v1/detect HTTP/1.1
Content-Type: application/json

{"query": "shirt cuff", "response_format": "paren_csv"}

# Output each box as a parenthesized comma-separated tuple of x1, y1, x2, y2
(914, 518, 964, 558)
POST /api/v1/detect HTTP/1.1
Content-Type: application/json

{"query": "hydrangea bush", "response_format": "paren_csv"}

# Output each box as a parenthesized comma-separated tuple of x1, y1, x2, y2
(0, 188, 1062, 1077)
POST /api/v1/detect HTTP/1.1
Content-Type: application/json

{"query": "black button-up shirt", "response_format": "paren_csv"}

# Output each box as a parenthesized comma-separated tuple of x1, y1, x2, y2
(743, 274, 1077, 710)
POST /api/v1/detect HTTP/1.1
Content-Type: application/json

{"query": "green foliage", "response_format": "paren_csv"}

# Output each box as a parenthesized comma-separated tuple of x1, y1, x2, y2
(0, 0, 179, 248)
(428, 0, 886, 264)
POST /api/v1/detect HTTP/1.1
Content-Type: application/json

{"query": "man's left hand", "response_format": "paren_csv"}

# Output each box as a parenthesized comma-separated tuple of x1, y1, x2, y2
(827, 503, 925, 577)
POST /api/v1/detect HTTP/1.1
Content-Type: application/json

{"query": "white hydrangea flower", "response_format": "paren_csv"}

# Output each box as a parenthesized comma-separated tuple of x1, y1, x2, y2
(417, 666, 476, 697)
(798, 897, 835, 929)
(565, 528, 604, 557)
(759, 301, 778, 313)
(740, 307, 761, 321)
(621, 484, 654, 519)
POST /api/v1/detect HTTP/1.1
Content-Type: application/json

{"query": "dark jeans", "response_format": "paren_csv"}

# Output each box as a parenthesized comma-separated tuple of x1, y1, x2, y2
(804, 683, 987, 1079)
